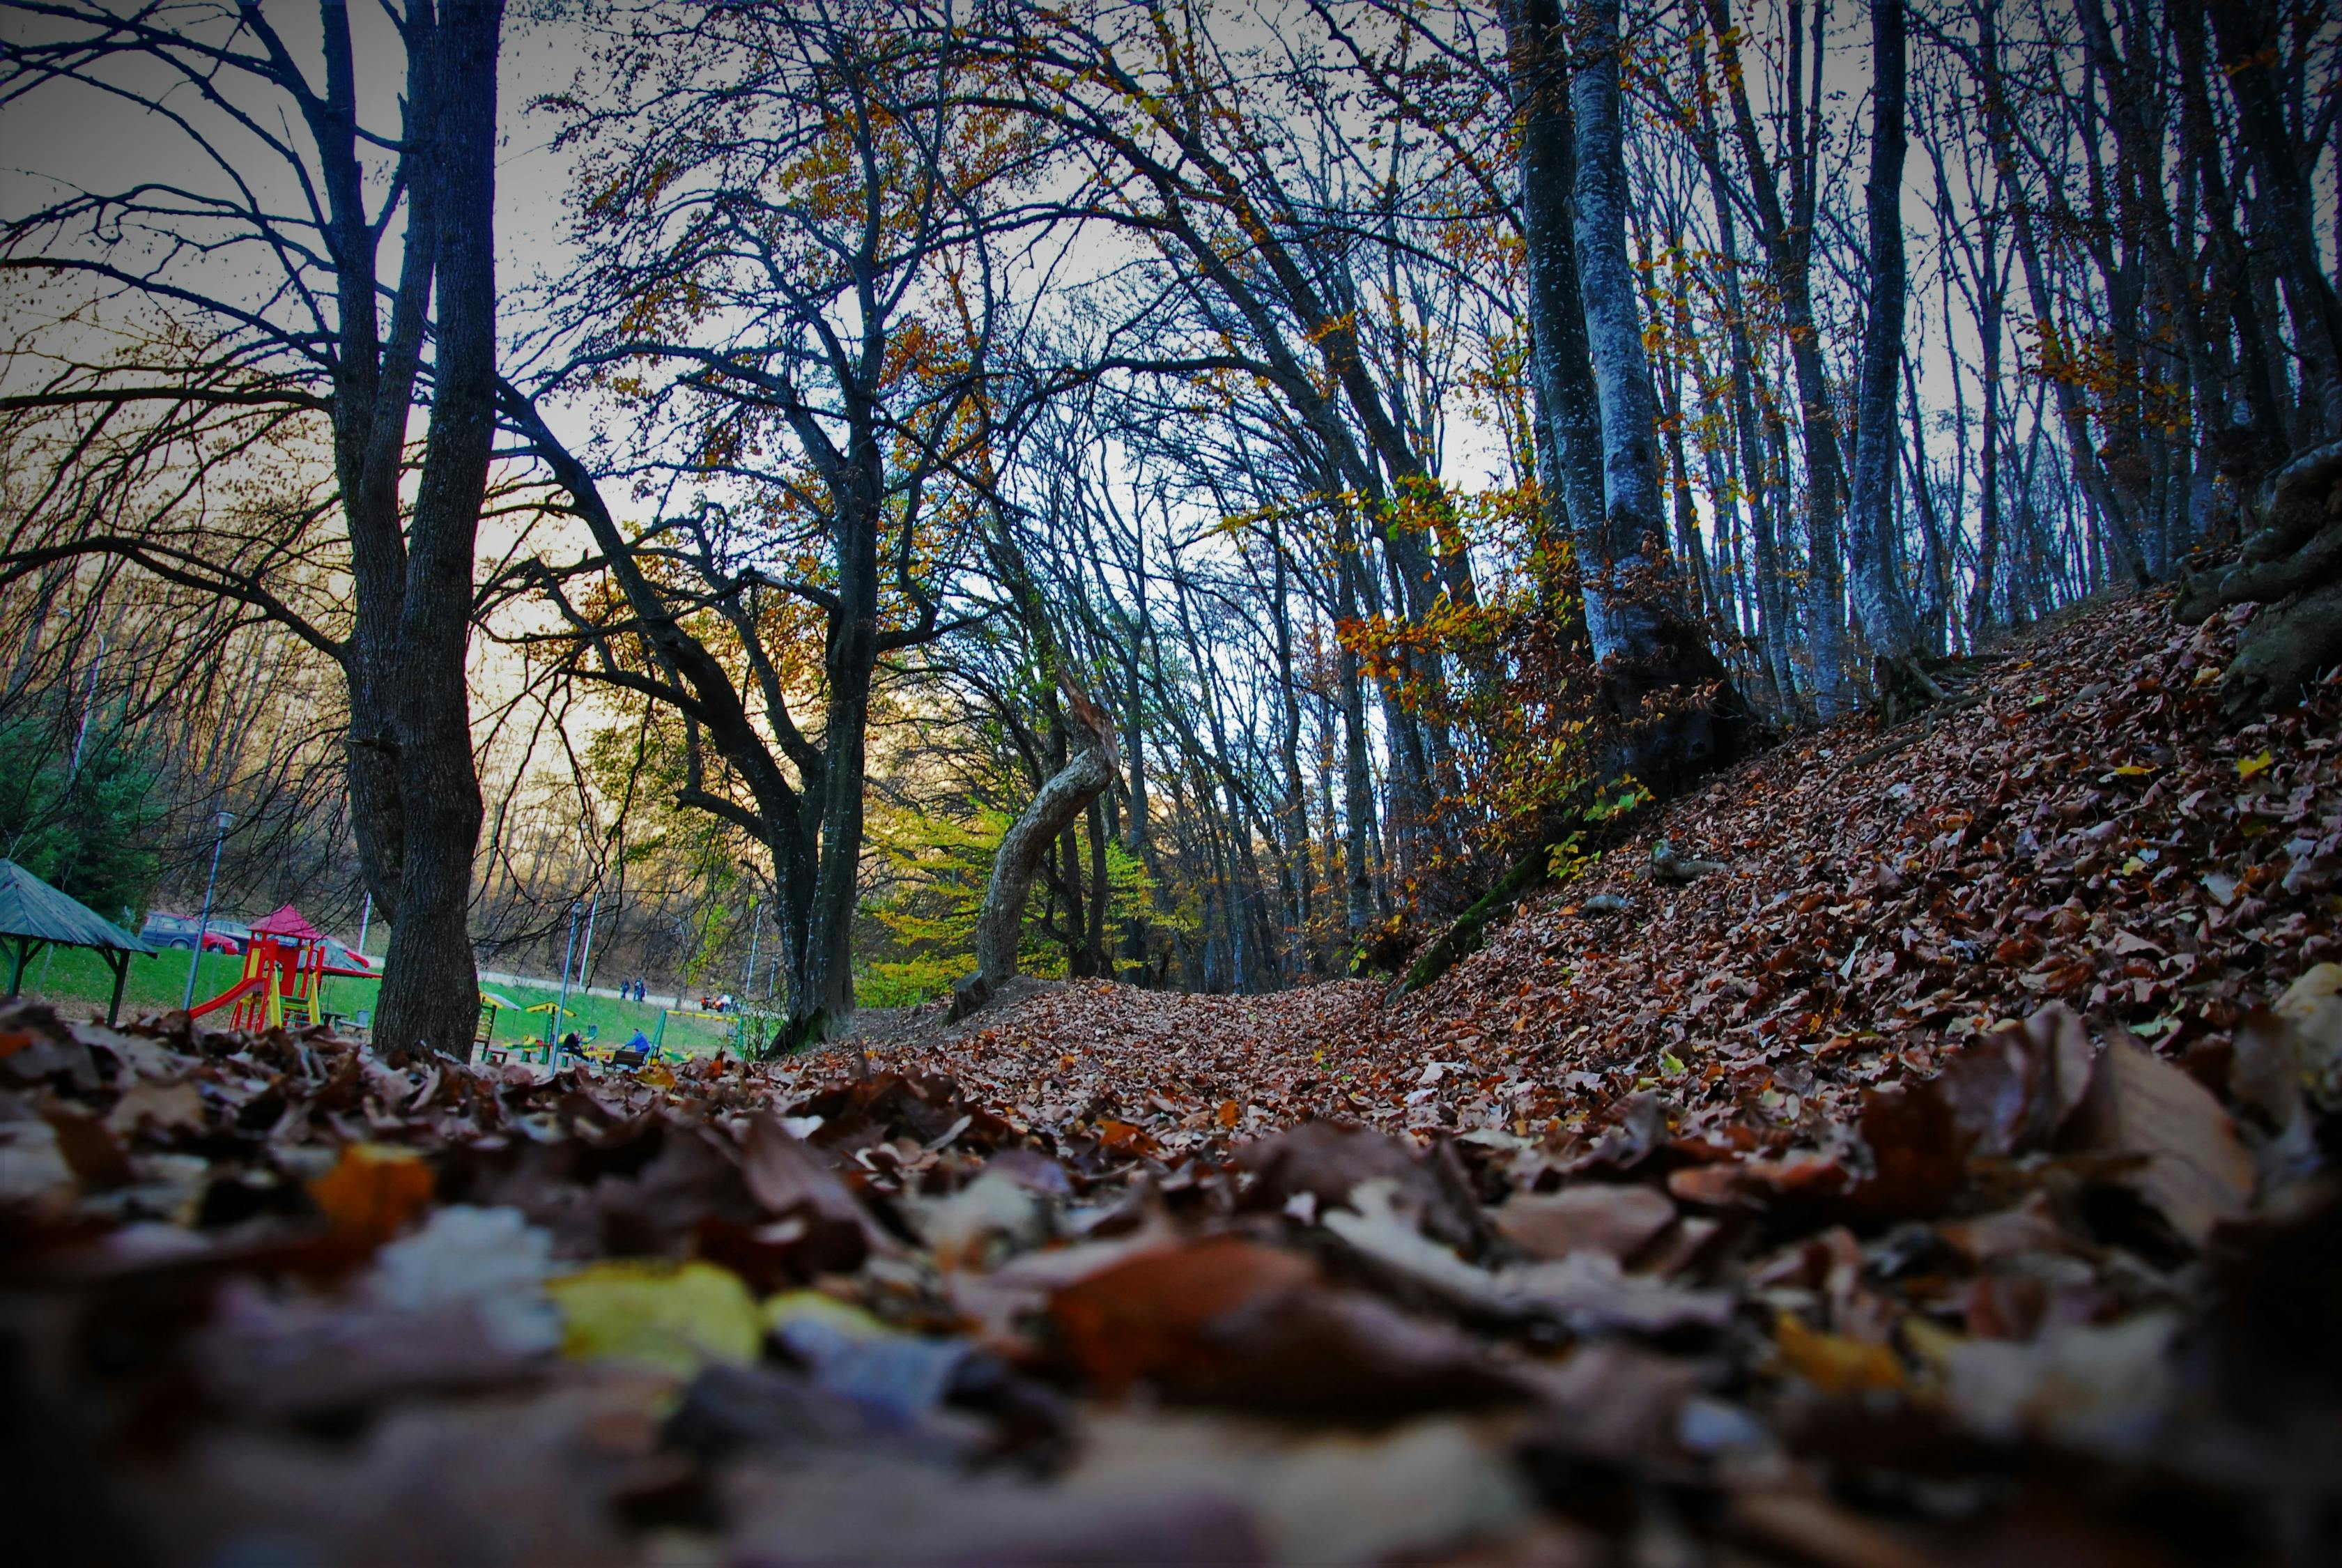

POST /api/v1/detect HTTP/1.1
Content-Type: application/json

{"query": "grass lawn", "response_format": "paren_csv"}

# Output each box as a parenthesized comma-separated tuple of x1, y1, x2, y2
(13, 946, 734, 1056)
(475, 978, 734, 1056)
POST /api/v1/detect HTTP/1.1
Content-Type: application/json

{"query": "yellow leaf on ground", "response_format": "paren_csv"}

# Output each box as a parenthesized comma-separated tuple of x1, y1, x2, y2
(1217, 1099, 1242, 1128)
(1775, 1314, 1905, 1396)
(637, 1061, 677, 1089)
(548, 1259, 762, 1377)
(2237, 750, 2274, 781)
(308, 1142, 434, 1250)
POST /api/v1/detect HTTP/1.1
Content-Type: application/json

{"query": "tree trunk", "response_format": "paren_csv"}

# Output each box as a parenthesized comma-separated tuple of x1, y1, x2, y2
(1568, 0, 1666, 579)
(1844, 0, 1929, 709)
(2203, 0, 2342, 435)
(1085, 792, 1111, 977)
(356, 0, 502, 1060)
(1690, 47, 1798, 709)
(1335, 502, 1380, 938)
(1507, 0, 1745, 797)
(1969, 249, 2005, 636)
(973, 689, 1118, 990)
(1504, 0, 1610, 616)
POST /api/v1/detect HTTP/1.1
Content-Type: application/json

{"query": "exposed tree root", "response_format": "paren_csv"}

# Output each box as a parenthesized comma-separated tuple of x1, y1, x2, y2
(2172, 439, 2342, 712)
(1872, 650, 1951, 727)
(1395, 838, 1564, 997)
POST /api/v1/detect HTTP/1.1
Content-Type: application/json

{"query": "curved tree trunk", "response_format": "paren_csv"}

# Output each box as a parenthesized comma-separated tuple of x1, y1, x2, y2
(969, 690, 1118, 999)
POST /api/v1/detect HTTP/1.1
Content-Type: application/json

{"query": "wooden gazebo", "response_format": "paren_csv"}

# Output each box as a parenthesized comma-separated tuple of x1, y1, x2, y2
(0, 859, 158, 1024)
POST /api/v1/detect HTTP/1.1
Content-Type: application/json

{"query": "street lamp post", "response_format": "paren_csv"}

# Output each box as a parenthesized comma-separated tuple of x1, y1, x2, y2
(741, 895, 761, 997)
(181, 810, 231, 1013)
(576, 887, 601, 995)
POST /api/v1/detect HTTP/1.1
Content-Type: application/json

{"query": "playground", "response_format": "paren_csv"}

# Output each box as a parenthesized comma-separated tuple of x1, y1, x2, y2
(9, 905, 734, 1056)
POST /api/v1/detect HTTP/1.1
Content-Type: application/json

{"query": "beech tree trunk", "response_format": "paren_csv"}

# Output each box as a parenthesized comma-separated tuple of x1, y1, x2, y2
(1697, 0, 1855, 715)
(1568, 0, 1666, 586)
(975, 693, 1118, 988)
(1844, 0, 1929, 707)
(1507, 0, 1746, 797)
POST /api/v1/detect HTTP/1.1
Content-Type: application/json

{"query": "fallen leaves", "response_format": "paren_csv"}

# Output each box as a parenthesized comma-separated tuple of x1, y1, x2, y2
(1492, 1182, 1675, 1261)
(1774, 1314, 1906, 1397)
(2067, 1032, 2256, 1246)
(307, 1143, 434, 1250)
(1051, 1233, 1515, 1417)
(548, 1258, 763, 1376)
(4, 592, 2341, 1562)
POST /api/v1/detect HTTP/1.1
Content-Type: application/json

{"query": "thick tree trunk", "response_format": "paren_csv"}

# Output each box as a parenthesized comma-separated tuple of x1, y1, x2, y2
(802, 455, 880, 1031)
(354, 1, 501, 1060)
(1844, 0, 1930, 709)
(1567, 0, 1666, 578)
(1505, 0, 1619, 655)
(1508, 0, 1746, 796)
(973, 690, 1118, 991)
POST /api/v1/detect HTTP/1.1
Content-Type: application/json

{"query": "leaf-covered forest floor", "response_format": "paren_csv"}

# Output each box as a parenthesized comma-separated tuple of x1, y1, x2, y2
(8, 588, 2341, 1565)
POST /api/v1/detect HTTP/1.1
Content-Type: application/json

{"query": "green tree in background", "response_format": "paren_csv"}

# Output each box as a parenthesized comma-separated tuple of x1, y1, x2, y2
(0, 714, 162, 925)
(858, 799, 1163, 1006)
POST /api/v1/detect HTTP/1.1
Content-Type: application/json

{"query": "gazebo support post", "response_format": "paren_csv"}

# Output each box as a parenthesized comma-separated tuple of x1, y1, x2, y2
(103, 948, 130, 1025)
(8, 937, 41, 998)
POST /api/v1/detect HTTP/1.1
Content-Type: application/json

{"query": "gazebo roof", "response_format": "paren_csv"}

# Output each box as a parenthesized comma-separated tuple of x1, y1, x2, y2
(0, 860, 156, 955)
(248, 904, 323, 941)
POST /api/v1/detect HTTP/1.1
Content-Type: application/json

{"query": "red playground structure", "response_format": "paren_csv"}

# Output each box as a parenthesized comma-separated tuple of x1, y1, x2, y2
(187, 905, 372, 1031)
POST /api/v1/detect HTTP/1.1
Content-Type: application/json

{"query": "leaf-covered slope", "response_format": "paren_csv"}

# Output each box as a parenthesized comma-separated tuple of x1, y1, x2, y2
(872, 588, 2340, 1156)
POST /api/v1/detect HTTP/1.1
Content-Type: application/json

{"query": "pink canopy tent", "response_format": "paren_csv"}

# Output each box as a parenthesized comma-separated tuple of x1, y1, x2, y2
(247, 905, 324, 941)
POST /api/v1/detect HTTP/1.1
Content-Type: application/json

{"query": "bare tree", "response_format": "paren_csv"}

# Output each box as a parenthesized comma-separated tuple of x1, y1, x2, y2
(0, 0, 506, 1056)
(504, 0, 1023, 1043)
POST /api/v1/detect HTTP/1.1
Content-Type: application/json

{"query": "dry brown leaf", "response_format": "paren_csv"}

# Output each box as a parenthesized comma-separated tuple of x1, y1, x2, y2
(1492, 1183, 1676, 1261)
(2069, 1033, 2256, 1247)
(308, 1143, 436, 1250)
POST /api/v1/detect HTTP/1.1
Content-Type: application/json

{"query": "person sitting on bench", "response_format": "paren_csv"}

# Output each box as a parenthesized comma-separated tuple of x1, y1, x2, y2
(615, 1029, 652, 1070)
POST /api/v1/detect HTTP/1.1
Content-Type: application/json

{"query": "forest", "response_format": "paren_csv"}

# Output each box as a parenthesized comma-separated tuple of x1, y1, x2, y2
(3, 0, 2332, 1050)
(3, 0, 2341, 1563)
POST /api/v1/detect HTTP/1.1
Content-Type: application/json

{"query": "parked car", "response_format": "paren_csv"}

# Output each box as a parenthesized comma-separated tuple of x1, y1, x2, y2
(139, 913, 245, 955)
